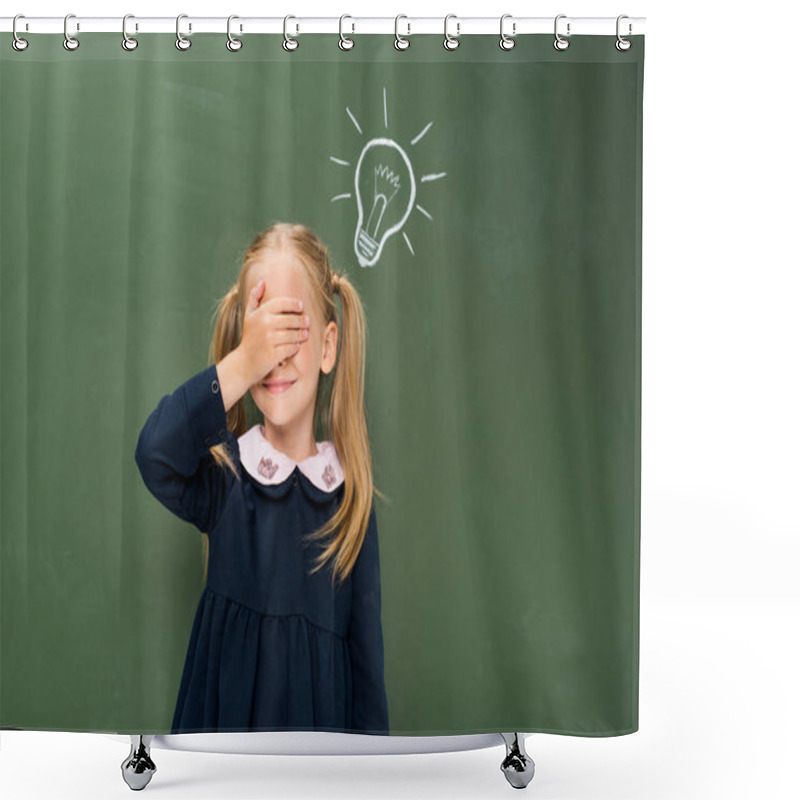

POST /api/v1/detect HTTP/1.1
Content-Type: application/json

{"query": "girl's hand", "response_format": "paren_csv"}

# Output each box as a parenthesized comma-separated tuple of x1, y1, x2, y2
(238, 279, 309, 385)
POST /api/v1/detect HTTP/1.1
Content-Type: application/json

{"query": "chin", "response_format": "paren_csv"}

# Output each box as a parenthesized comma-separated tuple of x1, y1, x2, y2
(254, 389, 293, 418)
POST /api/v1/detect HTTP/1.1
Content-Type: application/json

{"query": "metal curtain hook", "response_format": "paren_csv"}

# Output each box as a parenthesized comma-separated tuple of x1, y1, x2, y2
(64, 13, 80, 51)
(394, 14, 410, 50)
(554, 14, 570, 51)
(616, 15, 632, 51)
(227, 15, 243, 51)
(499, 14, 515, 50)
(283, 15, 298, 51)
(443, 14, 460, 51)
(12, 14, 29, 51)
(122, 14, 138, 51)
(176, 13, 191, 50)
(339, 14, 354, 50)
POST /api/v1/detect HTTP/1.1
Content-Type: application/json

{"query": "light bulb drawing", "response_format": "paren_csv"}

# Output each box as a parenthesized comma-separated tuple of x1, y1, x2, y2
(353, 139, 415, 267)
(330, 87, 447, 267)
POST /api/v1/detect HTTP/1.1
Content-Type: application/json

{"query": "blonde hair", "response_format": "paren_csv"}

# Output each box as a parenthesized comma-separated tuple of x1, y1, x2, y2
(200, 221, 387, 588)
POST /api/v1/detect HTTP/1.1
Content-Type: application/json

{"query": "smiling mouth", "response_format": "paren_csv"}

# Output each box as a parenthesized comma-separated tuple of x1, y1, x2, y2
(263, 380, 296, 394)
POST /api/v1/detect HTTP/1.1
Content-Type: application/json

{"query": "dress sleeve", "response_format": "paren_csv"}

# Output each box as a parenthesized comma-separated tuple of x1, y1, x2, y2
(347, 502, 390, 734)
(134, 363, 238, 534)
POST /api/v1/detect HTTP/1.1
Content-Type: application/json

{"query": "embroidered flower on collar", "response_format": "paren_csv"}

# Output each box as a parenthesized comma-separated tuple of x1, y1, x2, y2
(322, 463, 337, 489)
(238, 425, 344, 491)
(257, 457, 279, 480)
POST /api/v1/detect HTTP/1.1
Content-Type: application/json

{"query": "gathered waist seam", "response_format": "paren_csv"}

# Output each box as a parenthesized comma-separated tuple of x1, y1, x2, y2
(204, 585, 345, 641)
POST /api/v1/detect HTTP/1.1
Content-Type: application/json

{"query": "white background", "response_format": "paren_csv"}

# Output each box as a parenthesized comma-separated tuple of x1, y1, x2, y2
(1, 1, 798, 798)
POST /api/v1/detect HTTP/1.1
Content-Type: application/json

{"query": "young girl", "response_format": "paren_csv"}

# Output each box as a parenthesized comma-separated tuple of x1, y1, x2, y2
(135, 222, 389, 735)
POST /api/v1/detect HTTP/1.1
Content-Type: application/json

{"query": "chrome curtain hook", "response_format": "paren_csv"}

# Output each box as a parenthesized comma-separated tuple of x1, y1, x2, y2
(12, 14, 29, 52)
(283, 15, 299, 51)
(339, 14, 354, 50)
(227, 15, 243, 51)
(616, 15, 632, 51)
(443, 14, 460, 51)
(554, 14, 570, 51)
(63, 13, 80, 51)
(122, 14, 138, 51)
(394, 14, 410, 50)
(499, 14, 515, 50)
(176, 13, 191, 50)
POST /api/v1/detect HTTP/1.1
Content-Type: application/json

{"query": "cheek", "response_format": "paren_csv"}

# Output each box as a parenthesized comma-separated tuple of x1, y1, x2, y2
(296, 338, 318, 371)
(304, 330, 323, 360)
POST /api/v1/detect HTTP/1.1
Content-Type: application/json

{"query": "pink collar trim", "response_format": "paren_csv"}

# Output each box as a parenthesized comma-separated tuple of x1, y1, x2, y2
(237, 425, 344, 492)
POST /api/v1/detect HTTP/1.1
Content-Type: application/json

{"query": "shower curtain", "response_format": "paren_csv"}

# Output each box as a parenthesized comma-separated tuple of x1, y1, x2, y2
(0, 30, 644, 737)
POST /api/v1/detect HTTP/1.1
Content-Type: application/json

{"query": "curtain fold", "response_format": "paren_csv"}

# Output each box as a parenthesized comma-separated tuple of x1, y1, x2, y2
(1, 31, 644, 736)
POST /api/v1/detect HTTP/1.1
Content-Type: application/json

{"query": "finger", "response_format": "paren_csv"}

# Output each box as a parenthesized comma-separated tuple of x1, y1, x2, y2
(278, 310, 309, 331)
(274, 339, 303, 360)
(262, 296, 306, 317)
(246, 279, 265, 313)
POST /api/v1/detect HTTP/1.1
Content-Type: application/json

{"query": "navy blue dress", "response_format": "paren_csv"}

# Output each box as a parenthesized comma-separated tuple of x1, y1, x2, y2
(134, 364, 390, 735)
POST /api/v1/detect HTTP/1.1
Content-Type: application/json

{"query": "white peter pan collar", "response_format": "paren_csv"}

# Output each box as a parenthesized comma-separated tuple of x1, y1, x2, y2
(237, 425, 344, 492)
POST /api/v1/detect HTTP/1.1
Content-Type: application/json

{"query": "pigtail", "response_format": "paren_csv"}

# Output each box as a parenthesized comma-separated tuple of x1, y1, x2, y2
(207, 285, 247, 477)
(303, 270, 388, 590)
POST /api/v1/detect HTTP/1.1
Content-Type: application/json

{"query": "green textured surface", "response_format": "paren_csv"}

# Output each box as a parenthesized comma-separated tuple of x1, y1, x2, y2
(1, 33, 644, 735)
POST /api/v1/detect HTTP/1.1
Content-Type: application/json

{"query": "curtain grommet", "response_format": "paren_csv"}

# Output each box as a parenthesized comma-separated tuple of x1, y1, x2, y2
(122, 14, 138, 51)
(615, 15, 632, 51)
(283, 15, 299, 51)
(12, 14, 29, 52)
(499, 14, 516, 50)
(63, 13, 80, 51)
(227, 15, 243, 52)
(339, 14, 354, 50)
(175, 13, 191, 50)
(394, 15, 410, 50)
(554, 15, 570, 51)
(443, 14, 460, 51)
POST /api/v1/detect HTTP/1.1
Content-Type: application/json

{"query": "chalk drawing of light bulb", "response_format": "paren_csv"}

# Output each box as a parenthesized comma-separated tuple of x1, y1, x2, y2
(353, 138, 416, 268)
(330, 88, 447, 266)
